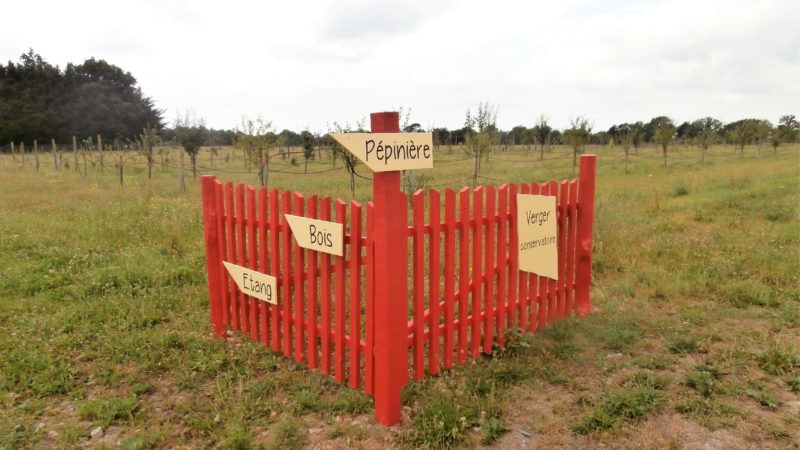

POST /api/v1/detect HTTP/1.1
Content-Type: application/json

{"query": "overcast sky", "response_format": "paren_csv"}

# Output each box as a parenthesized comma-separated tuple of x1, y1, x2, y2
(2, 0, 798, 132)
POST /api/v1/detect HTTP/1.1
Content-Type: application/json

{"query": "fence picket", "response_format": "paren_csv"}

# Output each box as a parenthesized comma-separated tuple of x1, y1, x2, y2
(508, 184, 519, 329)
(428, 190, 441, 374)
(567, 180, 578, 314)
(558, 181, 569, 319)
(412, 191, 425, 379)
(443, 189, 456, 369)
(293, 193, 306, 363)
(334, 200, 346, 382)
(215, 182, 230, 328)
(527, 182, 541, 331)
(258, 188, 269, 347)
(225, 183, 239, 330)
(269, 190, 281, 350)
(471, 187, 483, 357)
(246, 187, 259, 341)
(281, 190, 292, 356)
(307, 195, 319, 369)
(547, 181, 558, 324)
(483, 186, 496, 353)
(365, 201, 375, 392)
(518, 183, 530, 331)
(457, 187, 470, 363)
(349, 200, 362, 388)
(496, 185, 508, 345)
(320, 198, 332, 374)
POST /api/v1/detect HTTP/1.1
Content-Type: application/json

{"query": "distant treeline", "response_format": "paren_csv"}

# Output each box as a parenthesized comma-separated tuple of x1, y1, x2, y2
(2, 50, 798, 152)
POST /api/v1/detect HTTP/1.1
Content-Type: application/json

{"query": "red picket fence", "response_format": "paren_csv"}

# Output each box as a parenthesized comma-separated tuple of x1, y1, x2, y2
(200, 181, 377, 391)
(200, 112, 597, 426)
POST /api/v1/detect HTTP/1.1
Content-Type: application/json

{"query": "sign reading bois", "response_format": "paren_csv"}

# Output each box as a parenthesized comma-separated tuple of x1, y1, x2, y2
(223, 261, 277, 304)
(330, 132, 433, 172)
(516, 194, 558, 280)
(284, 214, 344, 257)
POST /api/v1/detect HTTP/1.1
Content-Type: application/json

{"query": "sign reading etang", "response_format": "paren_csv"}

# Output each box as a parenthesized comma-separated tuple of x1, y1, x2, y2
(516, 194, 558, 280)
(284, 214, 344, 256)
(330, 133, 433, 172)
(223, 261, 277, 304)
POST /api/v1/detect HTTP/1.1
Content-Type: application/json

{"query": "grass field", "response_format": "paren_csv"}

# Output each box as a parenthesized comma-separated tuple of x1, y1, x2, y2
(0, 143, 798, 449)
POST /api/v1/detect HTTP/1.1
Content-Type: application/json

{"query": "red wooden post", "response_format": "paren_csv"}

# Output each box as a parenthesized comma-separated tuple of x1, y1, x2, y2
(371, 111, 408, 426)
(201, 176, 225, 337)
(575, 154, 597, 317)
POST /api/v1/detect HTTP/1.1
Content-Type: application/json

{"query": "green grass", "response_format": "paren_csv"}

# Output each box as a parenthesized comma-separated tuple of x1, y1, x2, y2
(1, 143, 798, 448)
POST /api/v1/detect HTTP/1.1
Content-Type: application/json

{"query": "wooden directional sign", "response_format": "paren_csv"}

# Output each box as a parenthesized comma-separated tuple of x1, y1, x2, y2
(284, 214, 344, 256)
(516, 194, 559, 280)
(330, 132, 433, 172)
(223, 261, 277, 304)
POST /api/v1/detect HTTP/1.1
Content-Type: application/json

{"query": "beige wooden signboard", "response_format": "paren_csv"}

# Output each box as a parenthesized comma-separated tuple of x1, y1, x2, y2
(516, 194, 559, 280)
(330, 132, 433, 172)
(223, 261, 277, 304)
(284, 214, 344, 257)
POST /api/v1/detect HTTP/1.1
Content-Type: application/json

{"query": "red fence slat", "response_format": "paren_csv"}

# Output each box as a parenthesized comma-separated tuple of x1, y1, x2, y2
(258, 188, 269, 346)
(349, 200, 362, 388)
(412, 191, 425, 380)
(457, 187, 469, 363)
(293, 193, 306, 363)
(471, 187, 483, 358)
(334, 200, 346, 382)
(281, 190, 292, 357)
(320, 198, 332, 375)
(307, 195, 319, 369)
(443, 189, 456, 369)
(269, 189, 281, 350)
(496, 184, 508, 345)
(428, 190, 441, 374)
(483, 186, 495, 353)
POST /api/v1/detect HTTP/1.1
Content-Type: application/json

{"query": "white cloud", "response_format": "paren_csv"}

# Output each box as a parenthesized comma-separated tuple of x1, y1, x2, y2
(1, 0, 797, 131)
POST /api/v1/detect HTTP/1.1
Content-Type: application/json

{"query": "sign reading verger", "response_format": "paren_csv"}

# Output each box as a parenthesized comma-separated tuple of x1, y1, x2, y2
(516, 194, 558, 280)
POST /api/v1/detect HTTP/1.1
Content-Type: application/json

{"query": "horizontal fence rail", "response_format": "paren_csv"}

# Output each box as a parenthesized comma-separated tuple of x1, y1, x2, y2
(200, 154, 597, 425)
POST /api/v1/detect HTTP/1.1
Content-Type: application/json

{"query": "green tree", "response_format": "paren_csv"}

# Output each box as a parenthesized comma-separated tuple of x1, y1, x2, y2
(464, 102, 498, 185)
(532, 115, 552, 160)
(236, 116, 279, 187)
(564, 116, 592, 174)
(0, 50, 163, 145)
(649, 116, 676, 166)
(174, 111, 207, 179)
(329, 119, 366, 198)
(692, 117, 722, 162)
(138, 124, 160, 179)
(778, 115, 799, 143)
(301, 130, 315, 174)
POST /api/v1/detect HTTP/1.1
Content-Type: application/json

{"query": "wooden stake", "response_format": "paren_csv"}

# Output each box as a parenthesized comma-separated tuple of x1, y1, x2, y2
(10, 142, 15, 163)
(179, 149, 186, 194)
(52, 139, 58, 170)
(73, 136, 78, 172)
(34, 140, 40, 173)
(20, 142, 25, 165)
(97, 134, 103, 173)
(82, 151, 87, 177)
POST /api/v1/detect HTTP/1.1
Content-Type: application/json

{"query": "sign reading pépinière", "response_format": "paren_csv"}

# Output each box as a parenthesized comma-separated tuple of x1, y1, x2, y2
(516, 194, 558, 280)
(330, 133, 434, 172)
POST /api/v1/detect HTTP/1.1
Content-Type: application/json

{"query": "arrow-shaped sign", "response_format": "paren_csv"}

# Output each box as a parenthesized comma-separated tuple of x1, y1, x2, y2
(223, 261, 277, 304)
(330, 132, 434, 172)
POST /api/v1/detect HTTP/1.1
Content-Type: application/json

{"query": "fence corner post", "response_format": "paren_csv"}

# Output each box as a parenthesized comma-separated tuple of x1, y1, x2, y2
(575, 154, 597, 317)
(371, 111, 408, 426)
(201, 175, 226, 337)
